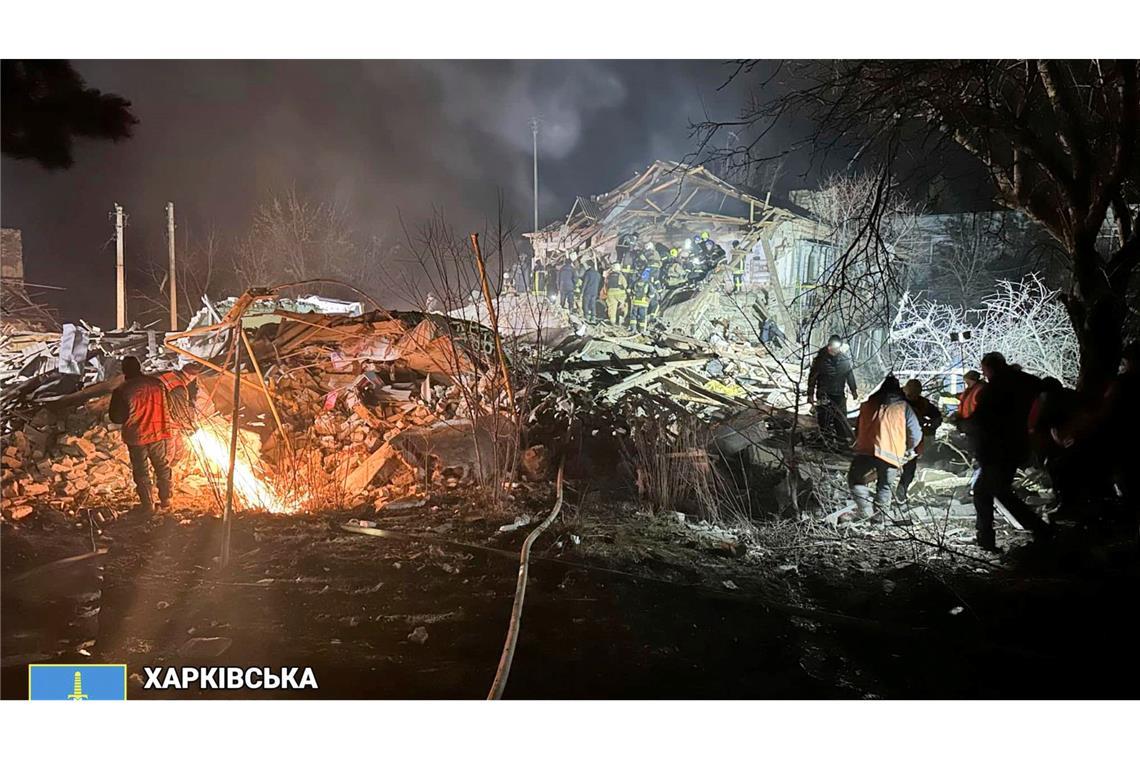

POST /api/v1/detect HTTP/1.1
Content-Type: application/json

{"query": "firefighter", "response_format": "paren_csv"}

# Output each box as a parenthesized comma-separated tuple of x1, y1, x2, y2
(971, 352, 1052, 551)
(645, 251, 664, 318)
(580, 257, 602, 322)
(109, 356, 194, 517)
(604, 262, 629, 325)
(616, 233, 634, 264)
(531, 257, 547, 296)
(897, 379, 943, 504)
(630, 273, 653, 332)
(664, 254, 687, 288)
(847, 375, 922, 522)
(731, 247, 747, 292)
(807, 335, 858, 445)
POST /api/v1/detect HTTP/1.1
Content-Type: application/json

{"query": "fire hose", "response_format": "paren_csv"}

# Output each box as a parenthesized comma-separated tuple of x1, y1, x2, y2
(486, 457, 565, 700)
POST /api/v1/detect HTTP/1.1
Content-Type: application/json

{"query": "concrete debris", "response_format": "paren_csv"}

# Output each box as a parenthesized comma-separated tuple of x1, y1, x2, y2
(1, 297, 512, 517)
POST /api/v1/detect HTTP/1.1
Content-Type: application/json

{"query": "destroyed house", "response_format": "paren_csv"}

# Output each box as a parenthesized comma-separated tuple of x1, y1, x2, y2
(524, 161, 828, 337)
(527, 161, 819, 281)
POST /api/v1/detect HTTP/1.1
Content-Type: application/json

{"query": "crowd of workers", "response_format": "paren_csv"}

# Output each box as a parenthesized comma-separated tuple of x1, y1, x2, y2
(814, 334, 1140, 552)
(515, 230, 748, 332)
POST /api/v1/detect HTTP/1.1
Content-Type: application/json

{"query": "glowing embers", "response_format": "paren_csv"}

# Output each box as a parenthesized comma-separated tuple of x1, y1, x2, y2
(187, 417, 302, 514)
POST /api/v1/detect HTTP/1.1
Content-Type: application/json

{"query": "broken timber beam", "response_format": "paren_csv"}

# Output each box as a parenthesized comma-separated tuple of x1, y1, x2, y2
(601, 359, 708, 400)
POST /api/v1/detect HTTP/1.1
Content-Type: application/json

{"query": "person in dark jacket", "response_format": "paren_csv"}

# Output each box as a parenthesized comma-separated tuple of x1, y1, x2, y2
(557, 257, 578, 312)
(580, 258, 602, 322)
(897, 379, 943, 503)
(972, 352, 1051, 550)
(109, 356, 181, 515)
(807, 335, 858, 444)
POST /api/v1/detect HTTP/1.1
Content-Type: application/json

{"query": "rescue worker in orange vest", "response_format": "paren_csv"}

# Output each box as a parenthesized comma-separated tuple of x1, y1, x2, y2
(896, 379, 943, 504)
(956, 370, 985, 436)
(846, 375, 922, 523)
(603, 262, 629, 326)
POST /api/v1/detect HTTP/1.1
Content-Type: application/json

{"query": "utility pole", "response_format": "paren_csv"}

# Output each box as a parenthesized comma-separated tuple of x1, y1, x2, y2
(221, 331, 242, 569)
(530, 117, 540, 233)
(114, 204, 125, 330)
(166, 202, 177, 331)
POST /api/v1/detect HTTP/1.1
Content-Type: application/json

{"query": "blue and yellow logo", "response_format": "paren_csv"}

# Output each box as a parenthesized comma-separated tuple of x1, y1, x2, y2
(28, 664, 128, 701)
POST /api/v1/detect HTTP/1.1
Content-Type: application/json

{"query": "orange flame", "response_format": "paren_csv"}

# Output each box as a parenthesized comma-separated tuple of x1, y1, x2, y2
(187, 419, 301, 514)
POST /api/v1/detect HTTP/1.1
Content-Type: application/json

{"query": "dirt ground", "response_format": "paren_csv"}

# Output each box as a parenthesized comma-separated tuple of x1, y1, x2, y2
(3, 486, 1139, 699)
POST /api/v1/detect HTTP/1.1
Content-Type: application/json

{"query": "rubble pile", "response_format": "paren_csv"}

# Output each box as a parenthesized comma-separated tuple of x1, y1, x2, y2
(546, 324, 806, 419)
(257, 311, 500, 508)
(1, 323, 179, 432)
(1, 267, 820, 525)
(2, 399, 134, 515)
(0, 297, 516, 520)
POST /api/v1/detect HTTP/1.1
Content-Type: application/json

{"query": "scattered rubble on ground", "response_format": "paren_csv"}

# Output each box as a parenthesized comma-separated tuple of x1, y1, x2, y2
(2, 234, 1014, 551)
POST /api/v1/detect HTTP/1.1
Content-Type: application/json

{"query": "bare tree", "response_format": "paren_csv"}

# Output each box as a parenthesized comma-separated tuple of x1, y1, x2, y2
(920, 212, 1064, 309)
(693, 60, 1140, 390)
(383, 206, 532, 506)
(234, 187, 360, 289)
(789, 172, 924, 379)
(891, 275, 1080, 386)
(136, 227, 224, 328)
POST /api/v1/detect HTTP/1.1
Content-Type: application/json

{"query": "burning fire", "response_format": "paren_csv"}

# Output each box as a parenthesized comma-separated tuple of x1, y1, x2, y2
(187, 418, 302, 514)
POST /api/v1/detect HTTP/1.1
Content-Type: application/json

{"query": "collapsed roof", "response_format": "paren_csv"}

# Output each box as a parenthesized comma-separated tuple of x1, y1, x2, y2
(524, 161, 810, 259)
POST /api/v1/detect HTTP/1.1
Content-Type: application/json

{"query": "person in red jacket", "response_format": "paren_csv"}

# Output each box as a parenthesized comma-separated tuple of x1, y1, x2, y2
(109, 357, 195, 515)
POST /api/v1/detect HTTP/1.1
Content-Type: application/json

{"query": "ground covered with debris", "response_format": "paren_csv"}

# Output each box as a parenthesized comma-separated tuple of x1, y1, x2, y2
(2, 267, 1136, 699)
(4, 485, 1137, 699)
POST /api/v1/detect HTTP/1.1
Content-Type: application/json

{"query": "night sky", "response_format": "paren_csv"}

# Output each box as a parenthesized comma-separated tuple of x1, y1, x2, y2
(1, 60, 780, 324)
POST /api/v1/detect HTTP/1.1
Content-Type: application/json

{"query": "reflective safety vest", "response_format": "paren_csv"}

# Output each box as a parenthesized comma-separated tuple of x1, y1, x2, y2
(854, 396, 912, 467)
(958, 381, 985, 419)
(631, 281, 651, 307)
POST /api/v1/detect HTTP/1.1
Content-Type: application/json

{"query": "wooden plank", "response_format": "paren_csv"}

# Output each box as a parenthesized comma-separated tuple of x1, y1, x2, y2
(665, 188, 702, 225)
(602, 359, 708, 400)
(342, 442, 400, 494)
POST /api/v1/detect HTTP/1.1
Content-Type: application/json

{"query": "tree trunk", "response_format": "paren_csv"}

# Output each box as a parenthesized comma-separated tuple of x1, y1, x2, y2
(1065, 242, 1126, 393)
